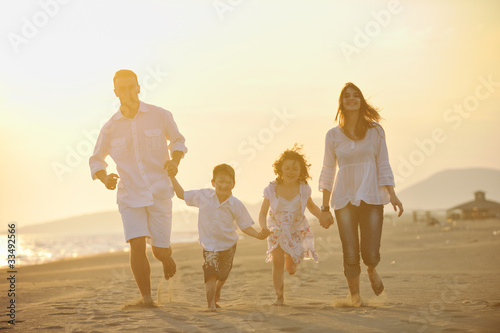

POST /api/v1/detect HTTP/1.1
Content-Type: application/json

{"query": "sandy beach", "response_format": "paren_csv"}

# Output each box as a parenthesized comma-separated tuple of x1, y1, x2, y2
(4, 217, 500, 332)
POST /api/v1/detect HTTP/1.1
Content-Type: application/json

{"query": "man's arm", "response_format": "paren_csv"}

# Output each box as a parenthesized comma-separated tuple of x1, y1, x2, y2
(164, 151, 184, 176)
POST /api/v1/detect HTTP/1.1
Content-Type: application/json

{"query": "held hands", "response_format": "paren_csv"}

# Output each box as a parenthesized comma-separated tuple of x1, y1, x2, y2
(257, 228, 271, 240)
(103, 173, 119, 190)
(165, 159, 179, 177)
(319, 211, 334, 229)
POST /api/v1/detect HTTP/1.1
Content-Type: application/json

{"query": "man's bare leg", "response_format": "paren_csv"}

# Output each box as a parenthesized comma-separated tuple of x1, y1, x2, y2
(271, 246, 285, 306)
(346, 275, 361, 307)
(152, 246, 176, 280)
(367, 266, 384, 295)
(205, 276, 217, 312)
(215, 279, 226, 308)
(285, 254, 297, 275)
(129, 237, 155, 306)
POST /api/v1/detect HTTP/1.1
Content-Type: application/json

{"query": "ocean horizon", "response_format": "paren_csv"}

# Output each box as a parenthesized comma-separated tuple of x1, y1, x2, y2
(1, 230, 200, 268)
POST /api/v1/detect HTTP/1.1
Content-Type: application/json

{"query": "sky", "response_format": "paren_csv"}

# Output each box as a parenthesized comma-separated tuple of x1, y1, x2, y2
(1, 0, 499, 227)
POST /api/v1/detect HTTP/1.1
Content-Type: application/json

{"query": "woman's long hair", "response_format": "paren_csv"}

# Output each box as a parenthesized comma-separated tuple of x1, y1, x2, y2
(335, 82, 382, 140)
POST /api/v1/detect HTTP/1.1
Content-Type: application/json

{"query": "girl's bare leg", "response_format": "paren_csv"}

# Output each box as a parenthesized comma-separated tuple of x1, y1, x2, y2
(285, 254, 297, 275)
(271, 246, 285, 305)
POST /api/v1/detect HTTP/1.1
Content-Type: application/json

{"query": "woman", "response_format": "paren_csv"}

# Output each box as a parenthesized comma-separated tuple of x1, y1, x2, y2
(318, 82, 403, 306)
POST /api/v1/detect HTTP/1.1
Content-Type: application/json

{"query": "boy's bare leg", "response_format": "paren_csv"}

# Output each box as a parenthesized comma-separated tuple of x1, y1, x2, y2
(271, 246, 285, 306)
(346, 275, 361, 307)
(367, 266, 384, 295)
(215, 279, 226, 307)
(285, 254, 297, 275)
(152, 246, 176, 280)
(205, 276, 217, 312)
(129, 237, 155, 306)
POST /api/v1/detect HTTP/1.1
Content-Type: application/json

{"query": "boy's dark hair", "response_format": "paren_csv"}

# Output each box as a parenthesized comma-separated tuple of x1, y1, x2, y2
(212, 164, 236, 182)
(113, 69, 138, 87)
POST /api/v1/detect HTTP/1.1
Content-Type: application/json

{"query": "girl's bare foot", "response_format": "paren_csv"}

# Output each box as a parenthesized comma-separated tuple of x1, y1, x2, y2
(367, 267, 384, 296)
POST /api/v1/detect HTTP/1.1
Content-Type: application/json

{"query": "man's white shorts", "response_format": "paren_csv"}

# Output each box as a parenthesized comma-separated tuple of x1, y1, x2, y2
(118, 198, 172, 248)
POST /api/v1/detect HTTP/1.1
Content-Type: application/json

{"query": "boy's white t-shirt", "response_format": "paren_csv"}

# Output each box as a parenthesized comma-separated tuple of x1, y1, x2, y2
(184, 188, 254, 252)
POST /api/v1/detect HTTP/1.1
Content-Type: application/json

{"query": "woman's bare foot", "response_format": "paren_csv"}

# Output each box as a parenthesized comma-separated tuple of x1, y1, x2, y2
(205, 307, 217, 312)
(215, 303, 221, 308)
(272, 297, 284, 306)
(347, 292, 361, 307)
(285, 255, 297, 275)
(367, 267, 384, 296)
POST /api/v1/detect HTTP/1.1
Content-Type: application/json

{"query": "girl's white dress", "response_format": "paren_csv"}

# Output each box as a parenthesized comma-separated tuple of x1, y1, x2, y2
(264, 181, 318, 264)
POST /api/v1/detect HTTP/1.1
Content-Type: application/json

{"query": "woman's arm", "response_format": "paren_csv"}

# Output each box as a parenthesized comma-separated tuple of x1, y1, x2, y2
(318, 190, 334, 228)
(385, 185, 403, 217)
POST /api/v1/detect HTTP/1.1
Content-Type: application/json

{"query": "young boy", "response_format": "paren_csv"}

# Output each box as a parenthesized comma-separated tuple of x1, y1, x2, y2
(168, 164, 269, 312)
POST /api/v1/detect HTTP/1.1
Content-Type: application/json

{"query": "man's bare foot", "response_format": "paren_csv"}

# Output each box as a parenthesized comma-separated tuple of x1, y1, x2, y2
(347, 292, 361, 307)
(367, 267, 384, 296)
(162, 257, 176, 280)
(272, 297, 284, 306)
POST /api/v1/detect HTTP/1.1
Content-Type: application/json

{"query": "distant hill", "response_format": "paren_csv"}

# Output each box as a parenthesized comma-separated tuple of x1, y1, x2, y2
(397, 168, 500, 210)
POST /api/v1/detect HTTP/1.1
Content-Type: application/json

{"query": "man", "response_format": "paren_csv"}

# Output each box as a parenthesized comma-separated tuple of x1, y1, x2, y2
(89, 69, 187, 307)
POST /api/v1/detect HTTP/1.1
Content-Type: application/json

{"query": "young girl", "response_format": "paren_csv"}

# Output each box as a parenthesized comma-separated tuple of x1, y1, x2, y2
(259, 145, 322, 306)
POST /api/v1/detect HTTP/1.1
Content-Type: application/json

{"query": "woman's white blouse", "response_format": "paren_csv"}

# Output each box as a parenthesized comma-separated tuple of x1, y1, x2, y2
(319, 124, 395, 210)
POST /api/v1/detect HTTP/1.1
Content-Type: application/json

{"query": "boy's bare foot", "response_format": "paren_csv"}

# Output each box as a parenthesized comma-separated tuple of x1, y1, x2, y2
(272, 297, 284, 306)
(367, 267, 384, 296)
(162, 257, 176, 280)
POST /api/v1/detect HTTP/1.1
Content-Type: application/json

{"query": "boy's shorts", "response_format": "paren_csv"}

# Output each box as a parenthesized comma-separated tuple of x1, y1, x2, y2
(118, 198, 172, 248)
(202, 244, 237, 282)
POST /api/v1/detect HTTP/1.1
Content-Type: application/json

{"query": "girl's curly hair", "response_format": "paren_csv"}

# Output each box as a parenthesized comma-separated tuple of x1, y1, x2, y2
(273, 144, 311, 184)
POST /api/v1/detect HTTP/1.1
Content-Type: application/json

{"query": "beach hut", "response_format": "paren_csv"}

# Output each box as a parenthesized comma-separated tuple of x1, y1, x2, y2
(447, 191, 500, 220)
